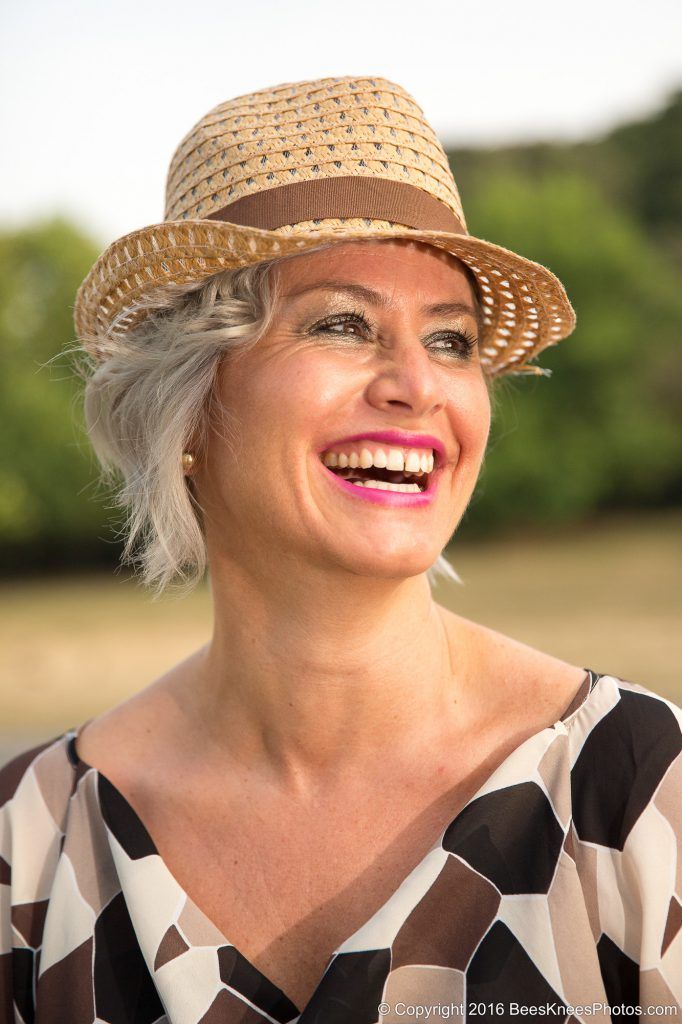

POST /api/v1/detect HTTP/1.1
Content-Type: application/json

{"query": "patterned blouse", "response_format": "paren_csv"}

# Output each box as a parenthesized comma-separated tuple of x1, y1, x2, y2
(1, 669, 681, 1024)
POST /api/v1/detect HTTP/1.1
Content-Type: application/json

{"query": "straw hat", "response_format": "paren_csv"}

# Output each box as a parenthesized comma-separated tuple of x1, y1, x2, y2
(73, 75, 576, 377)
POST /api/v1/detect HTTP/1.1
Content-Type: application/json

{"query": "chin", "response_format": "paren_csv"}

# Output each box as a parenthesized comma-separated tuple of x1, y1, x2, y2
(331, 544, 441, 581)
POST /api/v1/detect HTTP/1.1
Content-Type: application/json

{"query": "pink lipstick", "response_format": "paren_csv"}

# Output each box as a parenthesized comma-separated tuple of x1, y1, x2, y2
(321, 469, 440, 507)
(316, 430, 446, 508)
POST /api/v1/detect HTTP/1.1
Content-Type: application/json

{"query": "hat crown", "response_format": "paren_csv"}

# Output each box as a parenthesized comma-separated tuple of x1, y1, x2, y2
(163, 75, 468, 234)
(74, 73, 576, 375)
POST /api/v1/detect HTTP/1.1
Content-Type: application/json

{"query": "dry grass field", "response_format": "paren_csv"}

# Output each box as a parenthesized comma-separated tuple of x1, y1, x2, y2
(1, 509, 680, 760)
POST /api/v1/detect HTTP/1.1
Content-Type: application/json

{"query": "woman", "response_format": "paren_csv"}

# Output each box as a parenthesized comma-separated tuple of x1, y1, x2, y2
(1, 76, 680, 1023)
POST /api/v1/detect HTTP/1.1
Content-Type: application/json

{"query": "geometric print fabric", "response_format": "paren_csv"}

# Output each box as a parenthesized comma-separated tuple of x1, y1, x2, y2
(1, 670, 681, 1023)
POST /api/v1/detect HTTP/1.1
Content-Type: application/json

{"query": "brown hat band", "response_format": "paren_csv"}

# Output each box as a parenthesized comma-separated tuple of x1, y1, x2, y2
(205, 176, 467, 234)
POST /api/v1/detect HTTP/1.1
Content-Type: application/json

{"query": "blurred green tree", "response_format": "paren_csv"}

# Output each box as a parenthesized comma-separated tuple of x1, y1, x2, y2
(458, 167, 682, 537)
(0, 218, 120, 570)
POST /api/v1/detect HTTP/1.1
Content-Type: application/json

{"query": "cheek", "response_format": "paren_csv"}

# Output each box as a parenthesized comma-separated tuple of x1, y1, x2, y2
(215, 351, 345, 464)
(444, 374, 492, 452)
(251, 351, 359, 430)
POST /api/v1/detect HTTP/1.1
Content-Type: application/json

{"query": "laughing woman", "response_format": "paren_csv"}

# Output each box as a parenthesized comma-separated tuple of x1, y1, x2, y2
(1, 76, 681, 1023)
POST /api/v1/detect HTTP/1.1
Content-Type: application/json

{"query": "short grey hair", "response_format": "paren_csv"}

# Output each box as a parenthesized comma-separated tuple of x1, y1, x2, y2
(69, 240, 493, 599)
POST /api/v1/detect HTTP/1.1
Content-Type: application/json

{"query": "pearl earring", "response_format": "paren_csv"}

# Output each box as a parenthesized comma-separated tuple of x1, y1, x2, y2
(182, 451, 195, 472)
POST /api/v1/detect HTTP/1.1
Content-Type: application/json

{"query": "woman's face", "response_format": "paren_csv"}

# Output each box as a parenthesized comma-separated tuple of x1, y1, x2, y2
(196, 239, 491, 581)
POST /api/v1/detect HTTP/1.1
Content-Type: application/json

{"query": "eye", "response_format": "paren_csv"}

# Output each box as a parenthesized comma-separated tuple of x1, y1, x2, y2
(310, 310, 372, 338)
(308, 313, 478, 358)
(428, 329, 478, 359)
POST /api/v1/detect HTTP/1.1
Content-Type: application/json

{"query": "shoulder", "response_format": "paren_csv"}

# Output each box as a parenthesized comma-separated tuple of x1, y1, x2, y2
(72, 647, 206, 781)
(439, 607, 591, 724)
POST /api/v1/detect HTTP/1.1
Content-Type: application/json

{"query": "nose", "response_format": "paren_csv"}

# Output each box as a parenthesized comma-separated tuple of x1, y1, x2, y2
(364, 338, 447, 419)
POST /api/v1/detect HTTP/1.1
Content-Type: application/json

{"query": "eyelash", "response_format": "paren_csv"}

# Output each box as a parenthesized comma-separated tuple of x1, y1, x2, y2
(310, 309, 478, 359)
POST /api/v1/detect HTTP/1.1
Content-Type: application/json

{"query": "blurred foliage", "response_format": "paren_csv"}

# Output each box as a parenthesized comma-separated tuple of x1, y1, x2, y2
(0, 90, 681, 569)
(0, 219, 119, 570)
(450, 89, 682, 537)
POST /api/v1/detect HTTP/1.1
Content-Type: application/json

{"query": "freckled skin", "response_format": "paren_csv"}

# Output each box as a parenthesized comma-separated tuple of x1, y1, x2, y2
(193, 239, 492, 582)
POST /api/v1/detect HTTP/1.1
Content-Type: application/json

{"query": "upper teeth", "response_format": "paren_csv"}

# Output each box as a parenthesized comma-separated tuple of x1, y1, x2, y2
(321, 445, 435, 474)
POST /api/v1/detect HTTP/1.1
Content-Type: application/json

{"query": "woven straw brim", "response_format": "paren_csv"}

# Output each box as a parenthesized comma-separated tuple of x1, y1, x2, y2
(73, 219, 576, 377)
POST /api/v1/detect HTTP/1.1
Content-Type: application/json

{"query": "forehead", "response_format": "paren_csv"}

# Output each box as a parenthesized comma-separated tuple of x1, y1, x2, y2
(272, 239, 476, 303)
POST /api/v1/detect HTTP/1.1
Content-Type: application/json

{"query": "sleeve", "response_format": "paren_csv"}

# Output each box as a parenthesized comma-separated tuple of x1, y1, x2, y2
(0, 740, 67, 1024)
(0, 822, 12, 1023)
(605, 684, 682, 1015)
(569, 678, 682, 1015)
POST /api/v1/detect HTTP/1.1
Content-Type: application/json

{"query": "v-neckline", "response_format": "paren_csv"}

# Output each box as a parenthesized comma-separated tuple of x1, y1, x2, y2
(68, 668, 599, 1021)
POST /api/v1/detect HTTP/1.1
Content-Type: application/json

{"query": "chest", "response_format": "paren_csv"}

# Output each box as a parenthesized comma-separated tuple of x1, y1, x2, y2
(79, 657, 588, 1011)
(132, 745, 508, 1010)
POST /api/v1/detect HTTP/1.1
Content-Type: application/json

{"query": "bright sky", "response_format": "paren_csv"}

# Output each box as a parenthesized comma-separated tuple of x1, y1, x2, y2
(1, 0, 680, 245)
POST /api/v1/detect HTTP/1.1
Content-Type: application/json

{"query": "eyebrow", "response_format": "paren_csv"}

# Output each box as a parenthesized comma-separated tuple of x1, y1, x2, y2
(283, 280, 478, 320)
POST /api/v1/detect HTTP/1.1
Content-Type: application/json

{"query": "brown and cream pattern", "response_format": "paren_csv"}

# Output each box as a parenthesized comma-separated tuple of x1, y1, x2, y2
(1, 670, 680, 1023)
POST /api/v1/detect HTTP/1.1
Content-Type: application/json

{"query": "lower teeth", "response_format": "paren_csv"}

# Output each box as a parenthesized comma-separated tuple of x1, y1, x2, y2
(350, 479, 422, 493)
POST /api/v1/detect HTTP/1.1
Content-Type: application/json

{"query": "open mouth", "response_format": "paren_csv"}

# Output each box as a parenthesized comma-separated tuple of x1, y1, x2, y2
(323, 464, 430, 492)
(319, 446, 437, 494)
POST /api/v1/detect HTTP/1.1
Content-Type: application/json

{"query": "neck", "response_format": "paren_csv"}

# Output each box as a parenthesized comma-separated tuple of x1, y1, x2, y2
(181, 553, 475, 787)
